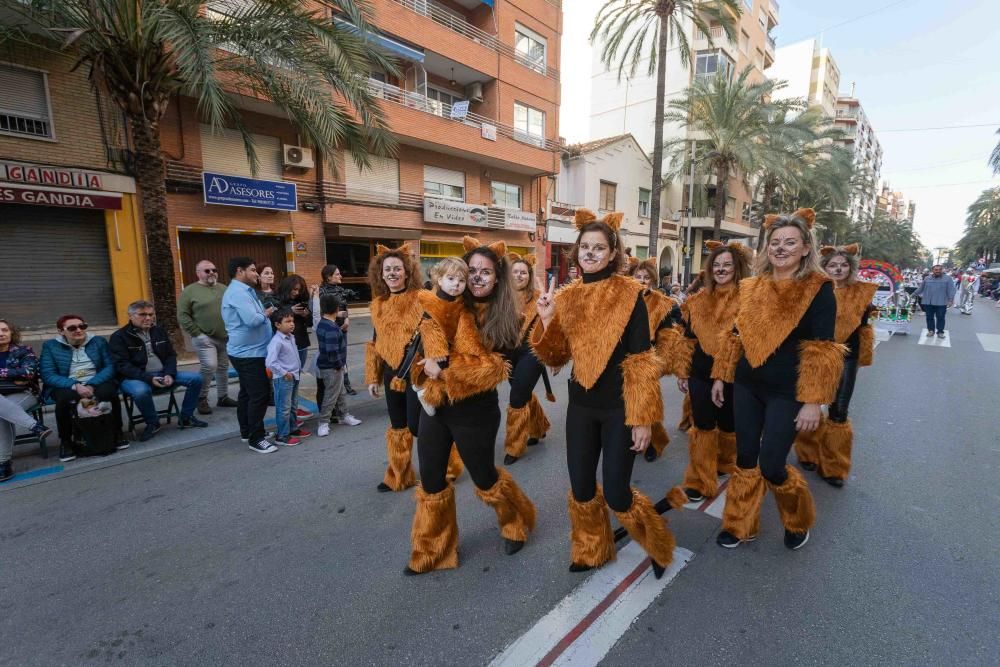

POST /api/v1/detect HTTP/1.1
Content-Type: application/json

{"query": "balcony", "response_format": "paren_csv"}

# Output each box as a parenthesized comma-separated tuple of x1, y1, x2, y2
(694, 25, 740, 62)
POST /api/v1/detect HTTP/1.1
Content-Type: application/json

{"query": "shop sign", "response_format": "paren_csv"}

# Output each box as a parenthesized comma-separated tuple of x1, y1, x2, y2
(0, 182, 122, 209)
(423, 197, 487, 227)
(0, 161, 103, 189)
(546, 221, 578, 244)
(202, 171, 297, 212)
(504, 209, 536, 232)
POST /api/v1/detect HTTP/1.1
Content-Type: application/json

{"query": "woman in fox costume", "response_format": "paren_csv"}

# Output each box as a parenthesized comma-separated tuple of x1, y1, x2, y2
(668, 241, 750, 502)
(365, 244, 424, 494)
(794, 244, 876, 487)
(714, 209, 845, 551)
(405, 238, 536, 575)
(502, 253, 553, 465)
(532, 209, 675, 579)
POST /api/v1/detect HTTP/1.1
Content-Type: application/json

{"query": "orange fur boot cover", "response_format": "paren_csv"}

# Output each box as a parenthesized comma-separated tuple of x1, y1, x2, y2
(504, 403, 532, 458)
(678, 393, 692, 431)
(446, 444, 464, 483)
(526, 394, 550, 440)
(818, 419, 853, 481)
(613, 488, 676, 568)
(793, 417, 825, 468)
(717, 430, 736, 475)
(408, 484, 459, 573)
(567, 486, 616, 568)
(383, 427, 417, 491)
(475, 467, 537, 542)
(649, 421, 670, 457)
(768, 465, 816, 533)
(721, 466, 766, 540)
(682, 427, 720, 498)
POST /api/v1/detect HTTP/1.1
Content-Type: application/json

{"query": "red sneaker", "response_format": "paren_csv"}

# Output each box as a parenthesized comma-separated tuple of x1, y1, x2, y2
(290, 429, 311, 438)
(295, 408, 313, 419)
(275, 436, 301, 446)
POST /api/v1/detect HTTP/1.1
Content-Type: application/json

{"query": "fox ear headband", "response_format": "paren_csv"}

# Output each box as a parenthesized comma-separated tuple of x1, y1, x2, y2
(573, 208, 624, 234)
(820, 243, 861, 257)
(762, 207, 816, 231)
(462, 235, 507, 258)
(508, 252, 537, 268)
(704, 239, 752, 262)
(376, 241, 411, 256)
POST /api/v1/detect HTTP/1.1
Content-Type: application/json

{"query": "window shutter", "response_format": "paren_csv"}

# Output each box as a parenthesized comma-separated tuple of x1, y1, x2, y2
(423, 165, 465, 189)
(200, 124, 282, 180)
(344, 153, 399, 198)
(0, 65, 48, 118)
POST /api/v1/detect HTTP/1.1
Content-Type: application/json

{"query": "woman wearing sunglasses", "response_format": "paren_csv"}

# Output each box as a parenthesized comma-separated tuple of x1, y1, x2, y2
(40, 314, 126, 461)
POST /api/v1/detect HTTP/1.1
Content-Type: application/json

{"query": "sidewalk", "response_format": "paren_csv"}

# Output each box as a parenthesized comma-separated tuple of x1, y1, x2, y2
(5, 316, 378, 486)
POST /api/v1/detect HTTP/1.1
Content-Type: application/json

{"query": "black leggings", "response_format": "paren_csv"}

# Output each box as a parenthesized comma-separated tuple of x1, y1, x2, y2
(508, 345, 544, 409)
(828, 358, 859, 423)
(565, 403, 636, 512)
(688, 374, 734, 432)
(733, 380, 801, 484)
(417, 391, 501, 494)
(382, 368, 420, 436)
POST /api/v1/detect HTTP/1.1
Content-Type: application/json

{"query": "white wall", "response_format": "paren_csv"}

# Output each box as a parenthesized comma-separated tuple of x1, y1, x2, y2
(768, 39, 815, 102)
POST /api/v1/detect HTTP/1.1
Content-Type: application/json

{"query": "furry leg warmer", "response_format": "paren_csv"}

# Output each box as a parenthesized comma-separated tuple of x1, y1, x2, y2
(682, 427, 719, 497)
(794, 417, 825, 468)
(677, 393, 692, 431)
(768, 465, 816, 533)
(475, 467, 537, 542)
(613, 489, 676, 569)
(526, 394, 551, 440)
(649, 421, 670, 458)
(721, 466, 766, 540)
(567, 486, 616, 569)
(382, 427, 417, 492)
(407, 485, 459, 573)
(445, 444, 464, 483)
(818, 419, 853, 481)
(716, 430, 737, 475)
(503, 403, 532, 459)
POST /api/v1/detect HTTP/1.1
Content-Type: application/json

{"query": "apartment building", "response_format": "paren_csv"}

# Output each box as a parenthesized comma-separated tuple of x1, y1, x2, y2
(0, 46, 150, 331)
(547, 134, 682, 283)
(769, 38, 841, 118)
(876, 183, 914, 223)
(834, 95, 883, 223)
(588, 0, 778, 279)
(160, 0, 562, 299)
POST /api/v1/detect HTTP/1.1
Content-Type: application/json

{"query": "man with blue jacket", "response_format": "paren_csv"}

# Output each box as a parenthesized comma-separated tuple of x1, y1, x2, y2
(41, 314, 126, 462)
(915, 264, 957, 338)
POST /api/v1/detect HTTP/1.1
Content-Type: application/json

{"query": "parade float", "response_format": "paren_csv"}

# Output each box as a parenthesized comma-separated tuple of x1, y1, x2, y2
(859, 259, 913, 335)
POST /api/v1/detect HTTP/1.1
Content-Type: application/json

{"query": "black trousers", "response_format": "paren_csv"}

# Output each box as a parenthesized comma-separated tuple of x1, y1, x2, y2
(382, 368, 420, 436)
(417, 391, 500, 494)
(688, 374, 735, 432)
(924, 304, 946, 333)
(828, 357, 859, 423)
(507, 345, 544, 409)
(733, 380, 801, 484)
(230, 355, 270, 445)
(50, 381, 122, 443)
(565, 403, 636, 512)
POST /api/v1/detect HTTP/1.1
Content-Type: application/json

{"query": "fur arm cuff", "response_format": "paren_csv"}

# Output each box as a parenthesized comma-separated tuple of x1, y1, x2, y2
(665, 328, 695, 378)
(796, 340, 849, 404)
(420, 316, 450, 361)
(710, 331, 742, 383)
(364, 341, 384, 386)
(857, 325, 875, 367)
(443, 353, 510, 402)
(529, 315, 572, 367)
(620, 348, 665, 426)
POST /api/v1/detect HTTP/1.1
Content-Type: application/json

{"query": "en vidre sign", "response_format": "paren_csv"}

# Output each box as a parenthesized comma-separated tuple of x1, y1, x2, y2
(423, 197, 488, 227)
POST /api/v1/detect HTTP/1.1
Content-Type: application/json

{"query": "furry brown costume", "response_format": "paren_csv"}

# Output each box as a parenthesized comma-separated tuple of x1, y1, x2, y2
(446, 444, 464, 483)
(614, 489, 676, 569)
(504, 403, 533, 459)
(408, 485, 459, 573)
(769, 465, 816, 533)
(682, 427, 722, 498)
(682, 282, 740, 362)
(567, 486, 617, 568)
(833, 282, 878, 344)
(720, 466, 766, 541)
(677, 392, 692, 431)
(384, 427, 417, 491)
(717, 430, 737, 473)
(443, 306, 511, 402)
(411, 290, 465, 409)
(643, 287, 674, 458)
(475, 467, 537, 542)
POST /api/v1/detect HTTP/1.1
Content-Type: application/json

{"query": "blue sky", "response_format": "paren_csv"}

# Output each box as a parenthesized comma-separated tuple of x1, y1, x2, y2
(559, 0, 1000, 250)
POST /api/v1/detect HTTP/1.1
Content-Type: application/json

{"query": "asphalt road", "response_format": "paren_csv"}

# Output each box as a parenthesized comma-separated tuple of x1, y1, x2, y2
(3, 304, 999, 666)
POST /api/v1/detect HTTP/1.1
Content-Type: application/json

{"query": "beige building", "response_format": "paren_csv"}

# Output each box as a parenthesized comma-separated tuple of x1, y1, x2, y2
(769, 38, 841, 118)
(834, 94, 883, 222)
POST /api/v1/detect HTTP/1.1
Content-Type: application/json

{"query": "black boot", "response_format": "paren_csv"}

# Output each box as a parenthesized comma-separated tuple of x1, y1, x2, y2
(344, 372, 357, 396)
(0, 460, 13, 482)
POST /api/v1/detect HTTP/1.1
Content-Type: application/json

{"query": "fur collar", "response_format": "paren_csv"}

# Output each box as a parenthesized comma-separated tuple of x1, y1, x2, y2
(834, 282, 878, 343)
(682, 283, 740, 358)
(370, 288, 424, 368)
(418, 289, 464, 340)
(643, 289, 673, 338)
(555, 274, 642, 389)
(736, 272, 830, 368)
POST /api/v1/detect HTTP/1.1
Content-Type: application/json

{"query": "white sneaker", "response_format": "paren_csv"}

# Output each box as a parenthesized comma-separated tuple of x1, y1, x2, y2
(317, 423, 330, 437)
(341, 414, 362, 426)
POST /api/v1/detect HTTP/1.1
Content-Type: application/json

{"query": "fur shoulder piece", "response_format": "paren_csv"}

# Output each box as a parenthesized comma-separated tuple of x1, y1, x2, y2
(418, 290, 464, 340)
(834, 281, 878, 343)
(442, 306, 510, 401)
(736, 272, 830, 368)
(370, 289, 424, 370)
(554, 274, 642, 389)
(684, 283, 740, 358)
(643, 289, 673, 339)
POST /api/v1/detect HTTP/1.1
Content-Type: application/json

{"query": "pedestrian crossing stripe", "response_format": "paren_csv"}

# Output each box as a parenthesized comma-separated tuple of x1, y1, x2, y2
(976, 333, 1000, 353)
(917, 330, 951, 347)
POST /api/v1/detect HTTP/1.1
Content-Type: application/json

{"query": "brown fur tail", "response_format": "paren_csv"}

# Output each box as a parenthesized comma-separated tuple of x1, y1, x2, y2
(768, 465, 816, 533)
(620, 348, 665, 426)
(408, 485, 459, 573)
(666, 486, 689, 510)
(568, 487, 616, 568)
(796, 340, 849, 404)
(649, 421, 670, 457)
(677, 393, 692, 431)
(475, 468, 537, 542)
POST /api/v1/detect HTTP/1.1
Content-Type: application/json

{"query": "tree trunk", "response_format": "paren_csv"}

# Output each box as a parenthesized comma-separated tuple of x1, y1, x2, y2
(756, 181, 775, 249)
(129, 114, 181, 348)
(713, 163, 727, 238)
(646, 15, 669, 260)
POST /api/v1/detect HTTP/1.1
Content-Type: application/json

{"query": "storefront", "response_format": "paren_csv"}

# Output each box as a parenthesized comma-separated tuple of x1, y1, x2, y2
(0, 160, 148, 329)
(325, 223, 421, 302)
(544, 219, 578, 284)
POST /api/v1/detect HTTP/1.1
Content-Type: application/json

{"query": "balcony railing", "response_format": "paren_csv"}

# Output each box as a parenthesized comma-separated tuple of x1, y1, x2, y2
(766, 34, 776, 52)
(367, 78, 561, 152)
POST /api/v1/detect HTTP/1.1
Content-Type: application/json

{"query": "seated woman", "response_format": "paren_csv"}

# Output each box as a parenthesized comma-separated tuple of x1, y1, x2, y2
(0, 318, 51, 482)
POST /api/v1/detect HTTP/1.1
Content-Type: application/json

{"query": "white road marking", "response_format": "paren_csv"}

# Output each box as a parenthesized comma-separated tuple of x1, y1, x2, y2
(975, 333, 1000, 353)
(702, 490, 727, 519)
(918, 329, 951, 347)
(488, 543, 694, 667)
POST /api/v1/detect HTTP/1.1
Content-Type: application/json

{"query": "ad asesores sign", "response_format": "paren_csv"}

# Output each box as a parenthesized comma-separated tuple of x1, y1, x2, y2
(202, 172, 297, 212)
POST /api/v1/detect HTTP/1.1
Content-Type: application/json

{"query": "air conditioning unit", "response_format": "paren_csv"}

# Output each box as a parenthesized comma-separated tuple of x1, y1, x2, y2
(283, 144, 314, 169)
(465, 82, 484, 104)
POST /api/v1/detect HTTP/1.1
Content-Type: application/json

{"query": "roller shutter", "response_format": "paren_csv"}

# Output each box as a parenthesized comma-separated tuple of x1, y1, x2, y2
(0, 205, 116, 328)
(423, 165, 465, 189)
(343, 153, 399, 204)
(199, 124, 283, 180)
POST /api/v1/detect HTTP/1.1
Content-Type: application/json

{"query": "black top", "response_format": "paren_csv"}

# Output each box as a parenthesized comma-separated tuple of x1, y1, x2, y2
(735, 281, 836, 399)
(278, 298, 312, 350)
(435, 288, 458, 302)
(681, 308, 714, 382)
(844, 307, 872, 360)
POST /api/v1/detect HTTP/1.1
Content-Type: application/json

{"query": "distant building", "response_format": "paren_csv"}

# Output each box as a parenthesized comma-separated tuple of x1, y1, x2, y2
(768, 38, 841, 118)
(876, 183, 914, 223)
(834, 93, 883, 222)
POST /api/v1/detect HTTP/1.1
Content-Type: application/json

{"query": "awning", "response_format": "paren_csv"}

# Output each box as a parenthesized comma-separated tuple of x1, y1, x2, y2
(334, 18, 425, 63)
(326, 224, 421, 241)
(480, 0, 494, 6)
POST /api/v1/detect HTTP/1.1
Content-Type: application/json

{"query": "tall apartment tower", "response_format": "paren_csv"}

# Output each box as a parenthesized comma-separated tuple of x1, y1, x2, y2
(768, 38, 841, 117)
(834, 94, 883, 223)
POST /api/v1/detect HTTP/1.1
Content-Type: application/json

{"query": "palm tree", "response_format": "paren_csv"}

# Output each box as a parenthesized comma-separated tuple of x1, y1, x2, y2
(591, 0, 741, 257)
(956, 187, 1000, 264)
(0, 0, 395, 337)
(990, 128, 1000, 175)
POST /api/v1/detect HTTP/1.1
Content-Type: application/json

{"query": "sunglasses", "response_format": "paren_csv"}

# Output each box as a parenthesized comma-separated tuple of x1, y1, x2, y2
(63, 323, 89, 332)
(202, 268, 218, 274)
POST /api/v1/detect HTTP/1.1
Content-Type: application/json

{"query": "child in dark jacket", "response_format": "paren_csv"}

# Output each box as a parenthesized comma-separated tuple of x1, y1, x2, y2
(315, 295, 361, 436)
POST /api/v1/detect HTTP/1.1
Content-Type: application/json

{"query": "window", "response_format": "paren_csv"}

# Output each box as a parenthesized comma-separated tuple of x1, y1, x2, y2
(742, 0, 752, 9)
(599, 181, 617, 211)
(638, 188, 651, 217)
(694, 50, 735, 82)
(514, 102, 545, 146)
(0, 64, 54, 139)
(726, 196, 737, 219)
(636, 246, 649, 260)
(200, 125, 282, 180)
(739, 30, 750, 55)
(426, 86, 464, 116)
(491, 181, 522, 209)
(423, 165, 465, 201)
(514, 24, 547, 74)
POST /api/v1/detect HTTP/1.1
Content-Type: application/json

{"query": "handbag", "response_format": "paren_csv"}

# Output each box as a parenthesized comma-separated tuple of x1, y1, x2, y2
(394, 328, 423, 380)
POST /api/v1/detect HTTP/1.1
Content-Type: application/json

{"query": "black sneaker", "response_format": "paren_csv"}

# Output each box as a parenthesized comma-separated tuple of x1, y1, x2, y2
(716, 531, 742, 548)
(59, 443, 77, 462)
(684, 488, 706, 503)
(0, 460, 13, 482)
(29, 422, 52, 439)
(139, 423, 162, 442)
(503, 454, 519, 465)
(822, 476, 844, 488)
(217, 396, 239, 408)
(800, 461, 817, 471)
(179, 415, 209, 428)
(197, 399, 213, 415)
(116, 440, 130, 451)
(345, 387, 358, 396)
(784, 529, 810, 550)
(248, 439, 278, 454)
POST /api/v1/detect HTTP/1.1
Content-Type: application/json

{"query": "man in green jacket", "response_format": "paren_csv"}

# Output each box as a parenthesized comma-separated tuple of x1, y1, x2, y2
(178, 260, 238, 415)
